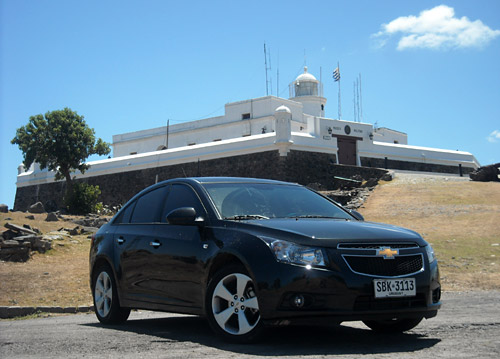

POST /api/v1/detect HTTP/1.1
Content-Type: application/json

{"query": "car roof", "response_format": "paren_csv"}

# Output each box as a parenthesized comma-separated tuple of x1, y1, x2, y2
(190, 177, 295, 185)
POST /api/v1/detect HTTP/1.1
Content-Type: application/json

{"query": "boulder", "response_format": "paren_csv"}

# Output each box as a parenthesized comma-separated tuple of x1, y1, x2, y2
(469, 163, 500, 182)
(0, 204, 8, 213)
(28, 202, 45, 214)
(45, 212, 59, 222)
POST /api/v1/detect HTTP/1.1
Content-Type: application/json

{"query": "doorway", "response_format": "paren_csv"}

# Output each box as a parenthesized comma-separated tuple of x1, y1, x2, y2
(336, 136, 358, 165)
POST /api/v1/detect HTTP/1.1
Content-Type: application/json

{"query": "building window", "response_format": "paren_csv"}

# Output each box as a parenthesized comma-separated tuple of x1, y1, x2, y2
(129, 152, 137, 155)
(242, 113, 251, 120)
(321, 104, 324, 111)
(213, 138, 221, 142)
(394, 140, 399, 144)
(188, 143, 196, 146)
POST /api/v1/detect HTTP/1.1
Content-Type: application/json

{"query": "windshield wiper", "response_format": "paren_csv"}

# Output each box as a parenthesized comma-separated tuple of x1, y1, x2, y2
(224, 214, 270, 220)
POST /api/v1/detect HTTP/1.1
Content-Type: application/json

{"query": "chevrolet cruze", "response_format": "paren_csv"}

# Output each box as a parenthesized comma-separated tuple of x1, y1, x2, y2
(90, 177, 441, 342)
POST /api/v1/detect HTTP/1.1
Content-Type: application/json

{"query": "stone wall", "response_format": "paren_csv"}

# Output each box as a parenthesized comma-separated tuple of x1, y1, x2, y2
(360, 157, 474, 175)
(14, 150, 391, 211)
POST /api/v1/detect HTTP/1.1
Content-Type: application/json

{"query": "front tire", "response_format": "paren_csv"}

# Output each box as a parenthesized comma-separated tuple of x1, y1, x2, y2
(206, 265, 264, 343)
(92, 264, 130, 324)
(363, 317, 423, 333)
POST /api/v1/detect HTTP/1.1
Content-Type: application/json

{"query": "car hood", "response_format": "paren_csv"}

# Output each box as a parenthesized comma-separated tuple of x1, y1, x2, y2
(240, 218, 425, 247)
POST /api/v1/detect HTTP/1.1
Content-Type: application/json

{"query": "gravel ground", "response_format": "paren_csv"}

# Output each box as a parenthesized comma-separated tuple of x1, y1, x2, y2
(1, 291, 499, 358)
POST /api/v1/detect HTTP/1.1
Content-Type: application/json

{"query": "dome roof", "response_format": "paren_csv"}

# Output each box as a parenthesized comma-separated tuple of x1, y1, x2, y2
(275, 105, 291, 114)
(295, 66, 317, 82)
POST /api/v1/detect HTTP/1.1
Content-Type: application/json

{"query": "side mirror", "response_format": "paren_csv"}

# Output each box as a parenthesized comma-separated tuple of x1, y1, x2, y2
(349, 209, 365, 221)
(166, 207, 204, 226)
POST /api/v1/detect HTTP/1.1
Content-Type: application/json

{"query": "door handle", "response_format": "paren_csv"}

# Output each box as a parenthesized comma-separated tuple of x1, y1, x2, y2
(117, 237, 125, 245)
(150, 240, 161, 248)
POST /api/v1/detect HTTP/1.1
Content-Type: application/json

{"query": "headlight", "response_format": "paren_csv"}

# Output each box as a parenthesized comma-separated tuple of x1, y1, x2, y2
(268, 239, 325, 268)
(425, 244, 436, 263)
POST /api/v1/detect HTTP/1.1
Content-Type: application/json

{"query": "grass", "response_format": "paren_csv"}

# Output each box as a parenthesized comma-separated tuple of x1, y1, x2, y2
(1, 177, 499, 308)
(0, 212, 93, 307)
(361, 180, 500, 291)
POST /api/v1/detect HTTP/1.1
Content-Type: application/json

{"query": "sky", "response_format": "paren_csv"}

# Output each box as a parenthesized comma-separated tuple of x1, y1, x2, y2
(1, 0, 499, 208)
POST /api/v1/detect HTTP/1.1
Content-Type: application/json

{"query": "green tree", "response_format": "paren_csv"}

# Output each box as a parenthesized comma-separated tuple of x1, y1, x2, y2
(11, 108, 110, 196)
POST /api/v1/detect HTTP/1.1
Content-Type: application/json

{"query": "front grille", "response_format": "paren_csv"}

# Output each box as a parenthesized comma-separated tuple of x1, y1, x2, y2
(354, 293, 427, 311)
(338, 243, 418, 250)
(343, 254, 423, 277)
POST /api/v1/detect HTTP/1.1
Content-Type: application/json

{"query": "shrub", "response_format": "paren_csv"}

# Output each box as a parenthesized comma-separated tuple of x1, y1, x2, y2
(65, 182, 102, 215)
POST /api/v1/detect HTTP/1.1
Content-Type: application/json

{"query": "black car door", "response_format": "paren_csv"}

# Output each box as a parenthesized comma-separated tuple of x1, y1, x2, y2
(148, 183, 208, 310)
(114, 185, 168, 304)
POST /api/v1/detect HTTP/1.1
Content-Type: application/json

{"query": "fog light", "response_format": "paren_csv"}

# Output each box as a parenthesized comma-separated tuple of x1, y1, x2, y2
(292, 294, 305, 308)
(432, 287, 441, 303)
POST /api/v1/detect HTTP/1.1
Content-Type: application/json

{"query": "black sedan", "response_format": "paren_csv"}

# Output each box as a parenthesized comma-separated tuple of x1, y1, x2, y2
(89, 177, 441, 342)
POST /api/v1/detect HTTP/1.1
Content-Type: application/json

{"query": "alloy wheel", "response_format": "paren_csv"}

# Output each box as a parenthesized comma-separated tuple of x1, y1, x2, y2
(211, 273, 260, 335)
(95, 271, 113, 318)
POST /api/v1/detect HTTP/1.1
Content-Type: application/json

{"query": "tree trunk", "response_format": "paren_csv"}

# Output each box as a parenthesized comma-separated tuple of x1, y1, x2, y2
(63, 170, 74, 199)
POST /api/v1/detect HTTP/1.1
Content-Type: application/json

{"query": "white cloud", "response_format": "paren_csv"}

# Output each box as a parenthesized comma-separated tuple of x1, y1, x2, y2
(487, 130, 500, 143)
(374, 5, 500, 50)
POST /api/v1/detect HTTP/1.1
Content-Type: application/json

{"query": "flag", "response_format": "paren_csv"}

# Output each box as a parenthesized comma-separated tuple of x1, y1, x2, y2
(333, 67, 340, 82)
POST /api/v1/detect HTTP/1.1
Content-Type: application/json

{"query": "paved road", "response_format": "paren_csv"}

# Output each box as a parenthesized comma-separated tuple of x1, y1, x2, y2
(1, 291, 499, 358)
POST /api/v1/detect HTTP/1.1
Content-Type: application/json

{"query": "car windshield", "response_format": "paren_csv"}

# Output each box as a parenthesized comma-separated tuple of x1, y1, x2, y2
(202, 183, 352, 220)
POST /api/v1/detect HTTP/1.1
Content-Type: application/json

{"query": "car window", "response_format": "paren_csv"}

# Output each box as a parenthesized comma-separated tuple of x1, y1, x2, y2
(203, 183, 352, 220)
(113, 201, 135, 224)
(130, 186, 168, 223)
(161, 184, 204, 222)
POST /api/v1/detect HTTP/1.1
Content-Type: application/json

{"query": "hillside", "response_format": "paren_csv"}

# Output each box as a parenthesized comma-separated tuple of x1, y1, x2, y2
(361, 172, 500, 291)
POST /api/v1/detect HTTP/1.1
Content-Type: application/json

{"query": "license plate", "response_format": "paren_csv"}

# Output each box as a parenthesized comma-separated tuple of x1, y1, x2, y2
(374, 278, 416, 298)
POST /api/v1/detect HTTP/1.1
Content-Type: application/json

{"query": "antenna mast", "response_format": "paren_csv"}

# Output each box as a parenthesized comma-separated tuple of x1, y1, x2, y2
(359, 73, 363, 122)
(264, 43, 272, 95)
(277, 50, 280, 97)
(264, 43, 268, 96)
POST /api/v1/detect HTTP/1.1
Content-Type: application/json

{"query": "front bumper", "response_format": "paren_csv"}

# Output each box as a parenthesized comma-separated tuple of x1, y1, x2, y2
(253, 250, 441, 325)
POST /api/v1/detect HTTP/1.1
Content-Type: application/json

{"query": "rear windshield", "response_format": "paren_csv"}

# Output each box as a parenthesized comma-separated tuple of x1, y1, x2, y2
(202, 183, 352, 220)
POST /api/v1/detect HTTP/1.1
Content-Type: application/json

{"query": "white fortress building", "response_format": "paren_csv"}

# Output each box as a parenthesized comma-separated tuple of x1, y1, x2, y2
(14, 67, 480, 210)
(110, 66, 478, 170)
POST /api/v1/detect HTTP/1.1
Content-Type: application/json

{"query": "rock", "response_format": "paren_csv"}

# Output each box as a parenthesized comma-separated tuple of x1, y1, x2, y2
(0, 204, 8, 213)
(25, 215, 35, 220)
(469, 163, 500, 182)
(81, 226, 99, 234)
(0, 239, 31, 262)
(0, 239, 23, 248)
(381, 172, 394, 181)
(2, 230, 17, 241)
(4, 222, 37, 235)
(15, 235, 51, 253)
(28, 202, 46, 213)
(45, 212, 59, 222)
(69, 227, 80, 236)
(362, 178, 379, 188)
(72, 217, 108, 228)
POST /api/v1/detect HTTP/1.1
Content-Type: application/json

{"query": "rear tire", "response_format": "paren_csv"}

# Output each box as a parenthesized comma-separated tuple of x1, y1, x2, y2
(206, 265, 264, 343)
(363, 317, 423, 333)
(92, 264, 130, 324)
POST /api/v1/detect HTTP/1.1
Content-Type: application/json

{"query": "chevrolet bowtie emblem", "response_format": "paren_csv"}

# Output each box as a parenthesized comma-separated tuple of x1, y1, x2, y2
(377, 247, 398, 259)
